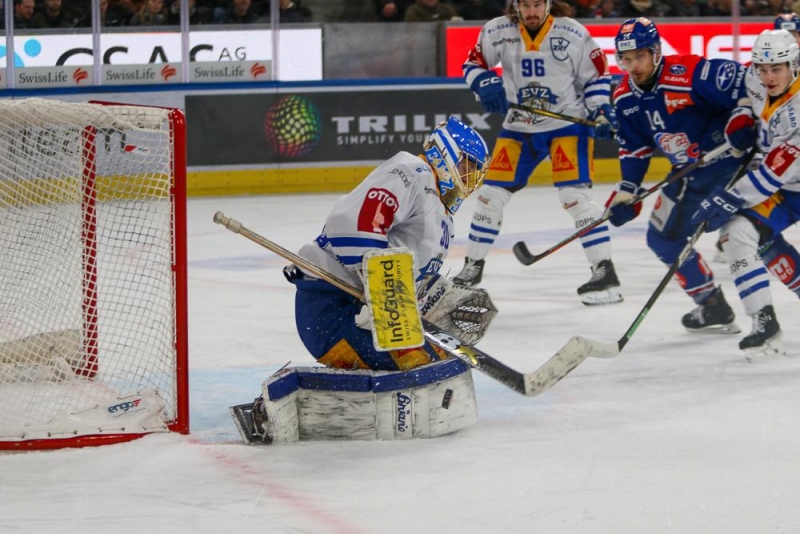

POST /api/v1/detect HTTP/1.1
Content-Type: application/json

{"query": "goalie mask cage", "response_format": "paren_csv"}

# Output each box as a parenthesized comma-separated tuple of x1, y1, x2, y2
(0, 99, 188, 450)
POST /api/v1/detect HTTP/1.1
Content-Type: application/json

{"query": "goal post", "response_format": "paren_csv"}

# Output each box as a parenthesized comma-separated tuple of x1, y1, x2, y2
(0, 98, 189, 450)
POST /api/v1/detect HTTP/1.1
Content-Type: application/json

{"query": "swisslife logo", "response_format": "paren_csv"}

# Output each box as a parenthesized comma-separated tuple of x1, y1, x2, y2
(161, 64, 177, 81)
(250, 62, 267, 78)
(72, 67, 88, 83)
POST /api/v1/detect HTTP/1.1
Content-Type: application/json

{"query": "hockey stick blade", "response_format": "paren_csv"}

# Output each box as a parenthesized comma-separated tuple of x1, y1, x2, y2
(512, 142, 733, 267)
(214, 211, 587, 397)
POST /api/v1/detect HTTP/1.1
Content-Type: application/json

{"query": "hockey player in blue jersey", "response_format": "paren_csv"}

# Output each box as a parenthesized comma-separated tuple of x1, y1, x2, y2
(606, 17, 757, 333)
(775, 12, 800, 44)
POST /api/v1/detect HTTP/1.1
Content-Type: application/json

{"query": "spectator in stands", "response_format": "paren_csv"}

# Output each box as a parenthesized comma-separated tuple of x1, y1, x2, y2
(454, 0, 504, 19)
(554, 0, 576, 16)
(31, 0, 79, 27)
(405, 0, 461, 20)
(14, 0, 45, 28)
(619, 0, 666, 17)
(130, 0, 166, 24)
(597, 0, 620, 17)
(220, 0, 260, 23)
(166, 0, 211, 24)
(76, 0, 129, 26)
(706, 0, 732, 15)
(670, 0, 703, 16)
(273, 0, 312, 22)
(767, 0, 792, 14)
(374, 0, 414, 21)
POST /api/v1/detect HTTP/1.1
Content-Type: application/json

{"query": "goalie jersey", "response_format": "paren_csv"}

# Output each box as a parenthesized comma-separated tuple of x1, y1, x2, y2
(463, 15, 612, 133)
(614, 54, 748, 186)
(734, 67, 800, 206)
(299, 152, 452, 290)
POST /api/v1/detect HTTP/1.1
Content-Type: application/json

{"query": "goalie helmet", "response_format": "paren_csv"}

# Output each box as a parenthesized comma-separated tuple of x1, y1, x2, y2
(774, 12, 800, 32)
(424, 116, 489, 215)
(752, 29, 800, 82)
(614, 17, 662, 69)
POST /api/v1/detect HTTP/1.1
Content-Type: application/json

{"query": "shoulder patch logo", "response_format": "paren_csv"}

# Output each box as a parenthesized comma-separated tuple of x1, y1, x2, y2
(765, 142, 800, 176)
(716, 61, 737, 91)
(357, 188, 399, 235)
(669, 64, 687, 75)
(550, 37, 570, 61)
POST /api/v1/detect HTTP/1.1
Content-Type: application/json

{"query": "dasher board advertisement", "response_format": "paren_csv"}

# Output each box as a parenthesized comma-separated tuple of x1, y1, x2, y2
(446, 21, 771, 77)
(1, 29, 320, 81)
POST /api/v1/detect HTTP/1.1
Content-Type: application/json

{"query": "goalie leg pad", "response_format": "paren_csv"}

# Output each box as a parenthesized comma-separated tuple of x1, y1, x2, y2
(235, 358, 478, 445)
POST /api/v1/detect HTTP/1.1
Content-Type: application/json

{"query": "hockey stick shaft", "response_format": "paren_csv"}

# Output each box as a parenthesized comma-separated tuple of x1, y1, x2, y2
(509, 103, 597, 127)
(212, 211, 609, 396)
(614, 146, 758, 353)
(512, 142, 732, 266)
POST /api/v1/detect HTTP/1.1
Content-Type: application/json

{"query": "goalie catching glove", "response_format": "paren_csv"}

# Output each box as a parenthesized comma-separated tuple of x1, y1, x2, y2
(417, 274, 497, 345)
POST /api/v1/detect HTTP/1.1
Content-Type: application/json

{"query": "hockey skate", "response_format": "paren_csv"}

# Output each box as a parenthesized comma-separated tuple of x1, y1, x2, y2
(681, 286, 740, 334)
(740, 305, 785, 361)
(577, 259, 623, 306)
(230, 396, 272, 445)
(452, 257, 485, 287)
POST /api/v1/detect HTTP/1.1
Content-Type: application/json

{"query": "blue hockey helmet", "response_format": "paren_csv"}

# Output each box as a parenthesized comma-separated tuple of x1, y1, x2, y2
(424, 116, 490, 215)
(614, 17, 662, 68)
(775, 12, 800, 32)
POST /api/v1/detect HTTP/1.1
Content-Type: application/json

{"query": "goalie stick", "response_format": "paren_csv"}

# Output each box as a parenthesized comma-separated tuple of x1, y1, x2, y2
(509, 103, 597, 127)
(573, 146, 758, 358)
(512, 142, 733, 266)
(212, 211, 615, 396)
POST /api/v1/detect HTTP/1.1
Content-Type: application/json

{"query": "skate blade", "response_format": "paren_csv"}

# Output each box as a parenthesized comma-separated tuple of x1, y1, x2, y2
(744, 333, 786, 362)
(580, 287, 623, 306)
(230, 403, 270, 445)
(684, 322, 741, 335)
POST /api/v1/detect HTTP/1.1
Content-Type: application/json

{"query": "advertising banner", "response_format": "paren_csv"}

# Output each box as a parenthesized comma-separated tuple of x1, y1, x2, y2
(15, 65, 92, 88)
(2, 29, 319, 81)
(446, 21, 771, 77)
(186, 86, 618, 167)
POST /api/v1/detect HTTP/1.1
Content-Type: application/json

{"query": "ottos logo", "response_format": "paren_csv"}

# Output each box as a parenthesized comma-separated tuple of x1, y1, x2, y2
(161, 64, 177, 81)
(765, 142, 800, 176)
(72, 67, 88, 83)
(357, 188, 399, 235)
(250, 62, 267, 78)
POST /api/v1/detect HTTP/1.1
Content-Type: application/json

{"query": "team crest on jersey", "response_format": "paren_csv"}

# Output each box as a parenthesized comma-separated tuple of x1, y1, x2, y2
(669, 65, 687, 75)
(518, 84, 558, 105)
(357, 188, 399, 235)
(654, 132, 700, 165)
(664, 91, 694, 113)
(716, 62, 737, 91)
(550, 37, 570, 61)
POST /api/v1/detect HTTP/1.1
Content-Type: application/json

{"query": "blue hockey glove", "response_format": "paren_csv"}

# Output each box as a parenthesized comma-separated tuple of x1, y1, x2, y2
(604, 181, 642, 227)
(725, 106, 757, 155)
(470, 71, 509, 115)
(588, 104, 619, 140)
(691, 186, 746, 232)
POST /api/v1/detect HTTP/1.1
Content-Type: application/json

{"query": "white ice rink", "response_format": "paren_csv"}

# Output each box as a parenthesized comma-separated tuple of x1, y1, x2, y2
(2, 184, 800, 533)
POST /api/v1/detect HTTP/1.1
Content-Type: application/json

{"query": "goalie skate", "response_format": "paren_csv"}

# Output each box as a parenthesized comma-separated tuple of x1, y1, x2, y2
(577, 259, 623, 306)
(230, 397, 272, 445)
(740, 305, 785, 361)
(681, 286, 740, 334)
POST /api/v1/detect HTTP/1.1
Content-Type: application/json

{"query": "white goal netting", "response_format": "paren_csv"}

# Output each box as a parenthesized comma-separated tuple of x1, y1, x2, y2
(0, 99, 187, 448)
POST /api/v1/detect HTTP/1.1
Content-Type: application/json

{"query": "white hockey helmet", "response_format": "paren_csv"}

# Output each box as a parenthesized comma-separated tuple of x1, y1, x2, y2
(752, 29, 800, 81)
(424, 117, 490, 215)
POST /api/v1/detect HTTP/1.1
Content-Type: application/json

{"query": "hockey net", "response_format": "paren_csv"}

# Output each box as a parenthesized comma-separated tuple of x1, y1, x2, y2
(0, 98, 188, 450)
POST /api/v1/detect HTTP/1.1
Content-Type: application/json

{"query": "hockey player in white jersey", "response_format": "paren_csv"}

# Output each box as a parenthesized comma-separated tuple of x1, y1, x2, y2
(693, 29, 800, 358)
(457, 0, 623, 306)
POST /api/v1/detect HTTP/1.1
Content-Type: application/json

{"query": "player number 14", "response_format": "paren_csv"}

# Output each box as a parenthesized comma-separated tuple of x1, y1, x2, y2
(645, 110, 665, 130)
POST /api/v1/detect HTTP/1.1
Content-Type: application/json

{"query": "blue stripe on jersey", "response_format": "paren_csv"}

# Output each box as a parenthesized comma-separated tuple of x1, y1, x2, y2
(748, 169, 775, 198)
(583, 225, 608, 237)
(328, 236, 388, 248)
(582, 236, 611, 248)
(337, 255, 364, 266)
(585, 89, 611, 98)
(463, 65, 481, 77)
(469, 222, 500, 235)
(585, 77, 610, 89)
(468, 235, 496, 243)
(739, 280, 770, 299)
(735, 266, 768, 286)
(760, 166, 784, 189)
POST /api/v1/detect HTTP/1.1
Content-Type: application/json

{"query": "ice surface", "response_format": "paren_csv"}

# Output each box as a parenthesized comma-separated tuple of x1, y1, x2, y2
(2, 185, 799, 534)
